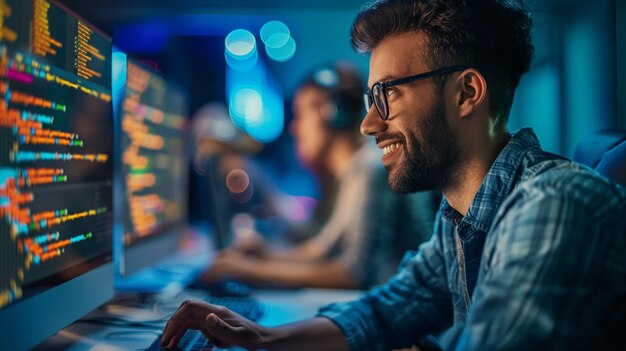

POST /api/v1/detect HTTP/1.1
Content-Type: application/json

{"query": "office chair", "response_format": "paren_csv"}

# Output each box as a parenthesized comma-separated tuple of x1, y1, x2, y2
(573, 129, 626, 185)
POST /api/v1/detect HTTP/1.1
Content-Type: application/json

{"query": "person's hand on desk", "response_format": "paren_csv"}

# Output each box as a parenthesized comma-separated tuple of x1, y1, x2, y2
(228, 229, 268, 258)
(160, 300, 350, 351)
(160, 300, 268, 350)
(200, 251, 258, 283)
(200, 248, 358, 289)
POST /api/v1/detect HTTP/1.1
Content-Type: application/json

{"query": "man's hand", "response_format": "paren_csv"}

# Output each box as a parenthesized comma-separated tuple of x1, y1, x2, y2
(160, 300, 269, 350)
(161, 300, 349, 351)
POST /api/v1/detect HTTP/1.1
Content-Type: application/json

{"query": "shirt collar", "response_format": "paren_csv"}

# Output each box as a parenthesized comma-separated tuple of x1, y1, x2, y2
(440, 128, 542, 234)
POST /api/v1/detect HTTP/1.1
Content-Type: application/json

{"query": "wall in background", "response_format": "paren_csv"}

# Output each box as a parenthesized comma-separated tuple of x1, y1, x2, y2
(618, 0, 625, 129)
(509, 10, 564, 155)
(86, 0, 621, 224)
(262, 9, 369, 94)
(562, 0, 616, 157)
(511, 0, 616, 158)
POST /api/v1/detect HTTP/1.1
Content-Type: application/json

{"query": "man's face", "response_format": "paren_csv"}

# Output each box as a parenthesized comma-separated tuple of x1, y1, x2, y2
(361, 31, 460, 193)
(290, 86, 331, 166)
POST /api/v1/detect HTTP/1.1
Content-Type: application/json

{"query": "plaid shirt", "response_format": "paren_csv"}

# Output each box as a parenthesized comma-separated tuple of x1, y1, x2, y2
(318, 128, 626, 350)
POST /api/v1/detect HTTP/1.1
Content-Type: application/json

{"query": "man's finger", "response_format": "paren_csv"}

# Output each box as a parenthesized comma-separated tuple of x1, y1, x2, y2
(161, 322, 189, 349)
(205, 313, 238, 347)
(162, 302, 212, 344)
(166, 319, 201, 349)
(161, 302, 192, 346)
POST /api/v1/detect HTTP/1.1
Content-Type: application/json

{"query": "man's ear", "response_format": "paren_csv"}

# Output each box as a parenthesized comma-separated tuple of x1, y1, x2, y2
(457, 69, 487, 119)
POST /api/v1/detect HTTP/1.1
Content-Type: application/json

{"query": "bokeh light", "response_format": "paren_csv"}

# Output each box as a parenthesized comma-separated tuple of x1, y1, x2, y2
(260, 21, 290, 45)
(265, 36, 296, 62)
(229, 87, 263, 127)
(225, 29, 256, 59)
(226, 169, 251, 194)
(225, 46, 258, 72)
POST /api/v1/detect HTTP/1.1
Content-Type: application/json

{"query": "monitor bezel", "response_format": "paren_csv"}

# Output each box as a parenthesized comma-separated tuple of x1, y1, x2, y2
(0, 264, 113, 350)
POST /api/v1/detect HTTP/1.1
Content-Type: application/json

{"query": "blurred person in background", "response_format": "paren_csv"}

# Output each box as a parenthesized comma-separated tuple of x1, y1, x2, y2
(200, 63, 440, 290)
(190, 102, 267, 236)
(190, 102, 331, 250)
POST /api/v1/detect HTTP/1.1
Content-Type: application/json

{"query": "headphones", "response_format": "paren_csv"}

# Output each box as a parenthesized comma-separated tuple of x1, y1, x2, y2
(311, 66, 364, 130)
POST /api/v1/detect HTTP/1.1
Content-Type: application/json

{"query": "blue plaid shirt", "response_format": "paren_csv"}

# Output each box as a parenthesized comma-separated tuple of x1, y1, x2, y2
(318, 128, 626, 350)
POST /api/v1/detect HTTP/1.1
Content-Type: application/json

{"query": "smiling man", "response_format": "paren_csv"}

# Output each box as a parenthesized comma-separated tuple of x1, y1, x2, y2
(160, 0, 626, 350)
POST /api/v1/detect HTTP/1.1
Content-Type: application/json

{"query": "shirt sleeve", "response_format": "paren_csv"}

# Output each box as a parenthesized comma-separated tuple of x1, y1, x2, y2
(452, 177, 626, 350)
(318, 215, 454, 351)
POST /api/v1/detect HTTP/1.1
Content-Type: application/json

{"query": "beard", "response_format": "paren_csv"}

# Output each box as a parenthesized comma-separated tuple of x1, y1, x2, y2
(386, 92, 460, 194)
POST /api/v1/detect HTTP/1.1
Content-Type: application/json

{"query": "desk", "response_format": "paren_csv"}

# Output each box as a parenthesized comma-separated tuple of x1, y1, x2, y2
(33, 288, 363, 350)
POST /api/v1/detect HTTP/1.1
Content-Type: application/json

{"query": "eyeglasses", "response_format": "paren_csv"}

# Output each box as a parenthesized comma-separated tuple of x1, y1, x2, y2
(363, 66, 469, 120)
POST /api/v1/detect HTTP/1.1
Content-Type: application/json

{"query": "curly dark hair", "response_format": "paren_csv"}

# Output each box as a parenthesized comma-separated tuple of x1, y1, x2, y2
(351, 0, 535, 128)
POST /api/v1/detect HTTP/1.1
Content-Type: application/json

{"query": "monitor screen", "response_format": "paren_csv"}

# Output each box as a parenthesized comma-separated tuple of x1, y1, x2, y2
(116, 55, 188, 276)
(0, 0, 113, 348)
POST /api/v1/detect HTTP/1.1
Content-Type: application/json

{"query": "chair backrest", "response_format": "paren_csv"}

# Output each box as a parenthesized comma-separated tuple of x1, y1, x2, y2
(574, 129, 626, 185)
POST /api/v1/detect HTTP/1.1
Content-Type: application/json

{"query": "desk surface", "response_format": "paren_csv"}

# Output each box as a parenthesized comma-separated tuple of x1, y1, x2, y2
(33, 230, 363, 350)
(33, 288, 363, 351)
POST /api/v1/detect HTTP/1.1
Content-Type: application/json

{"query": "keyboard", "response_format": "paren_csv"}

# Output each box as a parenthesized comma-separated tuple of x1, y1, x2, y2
(202, 296, 263, 321)
(149, 329, 214, 351)
(147, 296, 263, 351)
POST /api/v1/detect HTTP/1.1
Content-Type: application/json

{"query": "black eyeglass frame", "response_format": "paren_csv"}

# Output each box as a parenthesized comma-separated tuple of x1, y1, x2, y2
(364, 66, 470, 120)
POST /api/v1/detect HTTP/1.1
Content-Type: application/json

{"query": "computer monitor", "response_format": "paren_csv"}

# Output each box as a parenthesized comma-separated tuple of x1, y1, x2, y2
(113, 53, 189, 278)
(0, 0, 114, 349)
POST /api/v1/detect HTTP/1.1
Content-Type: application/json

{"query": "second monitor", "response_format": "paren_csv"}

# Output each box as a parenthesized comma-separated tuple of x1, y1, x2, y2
(113, 53, 189, 278)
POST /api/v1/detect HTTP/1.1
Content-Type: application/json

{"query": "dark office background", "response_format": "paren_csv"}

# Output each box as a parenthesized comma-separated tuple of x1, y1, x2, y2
(82, 0, 623, 222)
